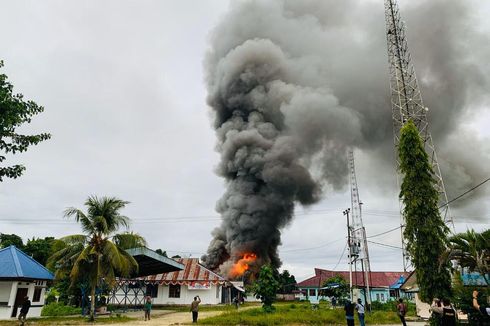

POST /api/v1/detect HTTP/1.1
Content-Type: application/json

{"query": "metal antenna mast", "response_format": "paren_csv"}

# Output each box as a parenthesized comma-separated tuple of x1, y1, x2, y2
(384, 0, 454, 270)
(347, 149, 371, 307)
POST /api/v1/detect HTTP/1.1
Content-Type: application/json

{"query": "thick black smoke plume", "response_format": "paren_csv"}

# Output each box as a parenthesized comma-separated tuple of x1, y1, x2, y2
(202, 0, 490, 275)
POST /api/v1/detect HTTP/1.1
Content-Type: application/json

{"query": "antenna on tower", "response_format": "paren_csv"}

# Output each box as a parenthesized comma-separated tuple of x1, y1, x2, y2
(384, 0, 454, 271)
(346, 149, 371, 308)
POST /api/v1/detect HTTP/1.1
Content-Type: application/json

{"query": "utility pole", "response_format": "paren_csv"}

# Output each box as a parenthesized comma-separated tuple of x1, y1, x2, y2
(383, 0, 454, 271)
(343, 208, 353, 301)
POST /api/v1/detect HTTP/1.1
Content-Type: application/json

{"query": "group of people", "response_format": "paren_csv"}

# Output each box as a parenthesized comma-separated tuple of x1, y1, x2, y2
(142, 295, 202, 323)
(342, 290, 489, 326)
(344, 298, 366, 326)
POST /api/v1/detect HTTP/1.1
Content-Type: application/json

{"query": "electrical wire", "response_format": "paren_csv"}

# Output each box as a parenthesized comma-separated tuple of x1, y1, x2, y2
(332, 242, 348, 271)
(367, 225, 402, 239)
(367, 240, 403, 250)
(439, 177, 490, 208)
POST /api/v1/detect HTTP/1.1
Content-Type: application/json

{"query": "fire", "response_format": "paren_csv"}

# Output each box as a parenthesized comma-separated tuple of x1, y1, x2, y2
(229, 253, 257, 278)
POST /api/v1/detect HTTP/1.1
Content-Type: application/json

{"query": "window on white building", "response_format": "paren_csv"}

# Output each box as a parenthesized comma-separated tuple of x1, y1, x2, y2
(146, 284, 158, 298)
(381, 293, 385, 301)
(376, 294, 380, 301)
(169, 284, 181, 298)
(33, 287, 42, 302)
(309, 289, 316, 297)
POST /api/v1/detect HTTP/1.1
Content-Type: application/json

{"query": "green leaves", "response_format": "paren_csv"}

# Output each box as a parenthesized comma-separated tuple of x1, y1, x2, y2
(0, 60, 51, 181)
(251, 265, 280, 312)
(398, 120, 451, 302)
(49, 196, 143, 321)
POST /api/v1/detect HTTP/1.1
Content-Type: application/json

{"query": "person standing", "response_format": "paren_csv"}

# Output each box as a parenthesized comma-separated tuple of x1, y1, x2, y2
(18, 296, 31, 326)
(144, 296, 152, 321)
(344, 300, 355, 326)
(355, 298, 365, 326)
(396, 298, 407, 326)
(190, 295, 201, 323)
(473, 290, 490, 317)
(431, 298, 457, 326)
(332, 297, 337, 308)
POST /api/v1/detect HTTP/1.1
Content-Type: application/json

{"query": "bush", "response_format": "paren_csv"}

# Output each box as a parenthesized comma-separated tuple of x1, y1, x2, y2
(41, 302, 82, 316)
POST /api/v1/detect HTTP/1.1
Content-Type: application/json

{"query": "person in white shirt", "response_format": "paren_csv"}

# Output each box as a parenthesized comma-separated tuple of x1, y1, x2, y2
(355, 298, 365, 326)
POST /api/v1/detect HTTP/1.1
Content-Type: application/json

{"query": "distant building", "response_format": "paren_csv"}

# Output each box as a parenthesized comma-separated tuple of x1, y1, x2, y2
(297, 268, 409, 303)
(110, 256, 233, 306)
(0, 245, 54, 319)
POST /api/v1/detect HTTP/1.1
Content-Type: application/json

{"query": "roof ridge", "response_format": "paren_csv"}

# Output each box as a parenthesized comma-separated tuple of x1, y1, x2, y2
(10, 246, 23, 277)
(14, 245, 54, 275)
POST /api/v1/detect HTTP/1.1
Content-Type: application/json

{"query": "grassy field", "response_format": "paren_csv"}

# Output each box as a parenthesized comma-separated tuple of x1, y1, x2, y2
(0, 315, 134, 325)
(151, 302, 261, 312)
(200, 302, 405, 325)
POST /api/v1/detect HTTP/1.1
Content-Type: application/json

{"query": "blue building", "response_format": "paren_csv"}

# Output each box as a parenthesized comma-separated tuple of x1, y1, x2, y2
(0, 246, 54, 319)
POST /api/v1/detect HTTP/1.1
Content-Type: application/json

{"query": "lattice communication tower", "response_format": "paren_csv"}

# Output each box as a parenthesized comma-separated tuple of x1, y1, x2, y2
(347, 149, 371, 305)
(384, 0, 453, 270)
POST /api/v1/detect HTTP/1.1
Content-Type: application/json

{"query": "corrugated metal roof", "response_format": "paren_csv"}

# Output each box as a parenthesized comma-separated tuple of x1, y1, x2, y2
(0, 246, 54, 280)
(297, 268, 408, 289)
(135, 258, 226, 285)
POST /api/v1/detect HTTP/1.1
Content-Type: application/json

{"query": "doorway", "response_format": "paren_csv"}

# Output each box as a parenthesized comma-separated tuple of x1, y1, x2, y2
(11, 287, 28, 317)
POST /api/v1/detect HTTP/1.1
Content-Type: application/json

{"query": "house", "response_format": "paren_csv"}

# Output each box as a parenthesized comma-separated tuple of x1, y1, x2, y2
(297, 268, 409, 304)
(110, 257, 230, 306)
(0, 245, 54, 319)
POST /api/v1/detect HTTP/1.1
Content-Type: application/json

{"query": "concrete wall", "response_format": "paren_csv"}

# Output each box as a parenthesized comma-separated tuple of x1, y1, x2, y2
(0, 280, 47, 320)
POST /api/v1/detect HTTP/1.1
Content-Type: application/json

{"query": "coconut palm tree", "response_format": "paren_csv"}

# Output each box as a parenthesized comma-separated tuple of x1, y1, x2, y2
(443, 229, 489, 285)
(48, 196, 146, 321)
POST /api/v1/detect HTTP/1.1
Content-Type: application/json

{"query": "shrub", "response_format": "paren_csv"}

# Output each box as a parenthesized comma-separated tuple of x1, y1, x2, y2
(41, 302, 82, 316)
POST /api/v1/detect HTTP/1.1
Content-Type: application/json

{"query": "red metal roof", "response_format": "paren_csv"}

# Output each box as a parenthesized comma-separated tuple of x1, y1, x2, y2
(297, 268, 408, 288)
(139, 258, 226, 285)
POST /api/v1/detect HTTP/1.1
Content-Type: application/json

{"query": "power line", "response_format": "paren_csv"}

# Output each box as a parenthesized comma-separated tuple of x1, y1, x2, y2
(439, 177, 490, 209)
(332, 242, 348, 271)
(367, 226, 402, 239)
(367, 240, 403, 250)
(281, 238, 343, 253)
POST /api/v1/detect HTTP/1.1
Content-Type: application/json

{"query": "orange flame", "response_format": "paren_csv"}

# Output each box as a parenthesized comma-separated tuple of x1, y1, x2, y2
(229, 253, 257, 278)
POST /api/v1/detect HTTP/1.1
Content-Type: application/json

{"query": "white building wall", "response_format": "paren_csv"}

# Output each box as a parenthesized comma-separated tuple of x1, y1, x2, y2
(154, 284, 222, 305)
(111, 283, 223, 306)
(0, 280, 47, 320)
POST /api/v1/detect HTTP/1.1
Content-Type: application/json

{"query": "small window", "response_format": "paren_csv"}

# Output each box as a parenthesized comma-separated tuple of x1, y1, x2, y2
(376, 294, 380, 301)
(381, 293, 385, 301)
(169, 284, 181, 298)
(309, 289, 316, 297)
(33, 287, 42, 302)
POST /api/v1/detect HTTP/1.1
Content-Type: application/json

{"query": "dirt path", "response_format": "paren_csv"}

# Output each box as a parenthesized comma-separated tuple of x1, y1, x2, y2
(105, 310, 223, 326)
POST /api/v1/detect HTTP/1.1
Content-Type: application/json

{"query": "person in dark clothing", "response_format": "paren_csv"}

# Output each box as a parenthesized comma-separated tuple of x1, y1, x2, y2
(332, 297, 337, 308)
(473, 290, 490, 317)
(396, 298, 407, 326)
(431, 298, 457, 326)
(18, 296, 31, 326)
(344, 301, 355, 326)
(190, 296, 201, 323)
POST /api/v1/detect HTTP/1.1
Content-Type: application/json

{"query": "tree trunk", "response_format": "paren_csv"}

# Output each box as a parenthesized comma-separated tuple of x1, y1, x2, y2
(89, 285, 96, 321)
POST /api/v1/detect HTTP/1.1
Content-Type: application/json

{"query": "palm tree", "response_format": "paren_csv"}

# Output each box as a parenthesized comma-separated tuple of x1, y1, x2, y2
(48, 196, 146, 321)
(443, 229, 489, 285)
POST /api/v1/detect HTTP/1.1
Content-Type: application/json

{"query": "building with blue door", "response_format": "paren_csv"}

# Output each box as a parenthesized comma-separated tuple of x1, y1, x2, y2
(0, 246, 54, 319)
(297, 268, 409, 304)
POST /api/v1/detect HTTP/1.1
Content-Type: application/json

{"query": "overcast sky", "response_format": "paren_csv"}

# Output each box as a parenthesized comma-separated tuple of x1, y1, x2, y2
(0, 0, 489, 281)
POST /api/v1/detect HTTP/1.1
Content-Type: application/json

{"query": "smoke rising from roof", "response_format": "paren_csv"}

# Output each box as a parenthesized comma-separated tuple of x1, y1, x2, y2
(202, 0, 490, 274)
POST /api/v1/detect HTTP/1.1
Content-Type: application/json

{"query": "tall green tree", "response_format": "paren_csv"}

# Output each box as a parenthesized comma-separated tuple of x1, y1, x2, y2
(47, 196, 146, 321)
(24, 237, 55, 266)
(398, 120, 451, 302)
(321, 275, 349, 300)
(443, 229, 489, 285)
(251, 265, 280, 312)
(0, 60, 50, 181)
(0, 233, 24, 249)
(277, 270, 297, 294)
